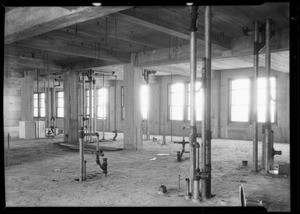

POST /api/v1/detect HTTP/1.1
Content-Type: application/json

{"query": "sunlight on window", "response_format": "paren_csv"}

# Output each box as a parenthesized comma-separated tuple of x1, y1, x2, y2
(230, 79, 250, 122)
(187, 82, 203, 121)
(97, 88, 107, 119)
(140, 85, 149, 120)
(57, 92, 64, 118)
(257, 77, 276, 123)
(169, 83, 184, 121)
(86, 90, 94, 118)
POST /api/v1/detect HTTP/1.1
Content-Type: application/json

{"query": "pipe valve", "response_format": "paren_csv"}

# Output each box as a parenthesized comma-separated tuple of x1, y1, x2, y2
(195, 168, 209, 181)
(272, 148, 282, 156)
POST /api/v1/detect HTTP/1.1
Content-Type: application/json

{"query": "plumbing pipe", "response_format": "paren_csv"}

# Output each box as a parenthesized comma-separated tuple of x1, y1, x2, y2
(79, 130, 85, 182)
(37, 70, 39, 138)
(193, 142, 201, 203)
(185, 178, 191, 200)
(82, 72, 86, 141)
(89, 70, 93, 143)
(113, 75, 118, 141)
(204, 5, 212, 198)
(189, 5, 199, 196)
(93, 76, 97, 136)
(252, 21, 259, 172)
(83, 160, 87, 181)
(102, 74, 105, 140)
(201, 57, 207, 200)
(265, 19, 272, 171)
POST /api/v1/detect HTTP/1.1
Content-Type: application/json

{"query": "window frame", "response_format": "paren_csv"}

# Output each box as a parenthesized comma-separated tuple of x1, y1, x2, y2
(56, 91, 64, 118)
(167, 82, 185, 121)
(33, 92, 46, 118)
(97, 87, 108, 120)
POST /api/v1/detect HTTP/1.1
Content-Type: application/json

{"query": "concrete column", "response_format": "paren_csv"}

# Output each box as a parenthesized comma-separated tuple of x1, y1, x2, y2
(63, 70, 79, 144)
(123, 54, 143, 150)
(20, 72, 34, 121)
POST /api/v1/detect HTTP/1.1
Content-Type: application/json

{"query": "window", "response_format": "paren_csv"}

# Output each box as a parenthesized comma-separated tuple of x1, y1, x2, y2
(86, 90, 94, 118)
(33, 92, 45, 117)
(121, 86, 125, 120)
(97, 88, 108, 119)
(56, 91, 64, 118)
(257, 77, 276, 123)
(230, 79, 250, 122)
(187, 82, 203, 121)
(140, 85, 149, 120)
(168, 83, 185, 121)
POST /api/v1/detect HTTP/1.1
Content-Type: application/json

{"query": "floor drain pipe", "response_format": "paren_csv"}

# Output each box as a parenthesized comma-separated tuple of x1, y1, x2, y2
(96, 132, 100, 152)
(185, 178, 191, 200)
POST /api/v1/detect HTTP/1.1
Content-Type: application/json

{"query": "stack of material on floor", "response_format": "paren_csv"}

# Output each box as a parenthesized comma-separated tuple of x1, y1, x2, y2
(239, 185, 264, 207)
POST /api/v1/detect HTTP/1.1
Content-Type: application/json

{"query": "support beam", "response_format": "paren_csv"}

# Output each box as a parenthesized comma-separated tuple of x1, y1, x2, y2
(123, 54, 143, 150)
(20, 72, 34, 121)
(5, 6, 132, 44)
(117, 8, 231, 50)
(14, 37, 130, 63)
(4, 55, 63, 73)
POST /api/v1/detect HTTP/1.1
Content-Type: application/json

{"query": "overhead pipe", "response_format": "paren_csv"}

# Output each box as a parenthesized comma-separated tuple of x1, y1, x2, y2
(252, 21, 259, 172)
(188, 4, 199, 202)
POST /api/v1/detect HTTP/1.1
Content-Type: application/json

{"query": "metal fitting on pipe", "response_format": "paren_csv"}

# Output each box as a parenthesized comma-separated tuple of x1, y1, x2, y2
(272, 148, 282, 156)
(185, 178, 192, 200)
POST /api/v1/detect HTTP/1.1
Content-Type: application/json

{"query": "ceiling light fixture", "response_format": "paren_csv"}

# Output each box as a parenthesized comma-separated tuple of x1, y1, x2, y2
(92, 2, 102, 6)
(186, 2, 193, 6)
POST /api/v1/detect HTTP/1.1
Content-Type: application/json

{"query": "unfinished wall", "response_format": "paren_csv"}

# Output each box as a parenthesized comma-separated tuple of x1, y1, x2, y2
(3, 69, 23, 138)
(220, 67, 289, 143)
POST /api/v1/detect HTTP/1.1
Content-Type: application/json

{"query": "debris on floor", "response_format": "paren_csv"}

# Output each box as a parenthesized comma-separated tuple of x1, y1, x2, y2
(158, 185, 167, 195)
(156, 154, 170, 156)
(150, 157, 157, 161)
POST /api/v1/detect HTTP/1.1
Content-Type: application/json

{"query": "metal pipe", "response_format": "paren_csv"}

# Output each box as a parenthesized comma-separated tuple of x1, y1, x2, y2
(37, 70, 39, 138)
(189, 5, 199, 199)
(93, 76, 97, 135)
(82, 73, 86, 141)
(204, 5, 212, 198)
(79, 132, 85, 182)
(201, 57, 207, 200)
(265, 19, 272, 171)
(89, 70, 93, 143)
(47, 75, 51, 128)
(252, 21, 259, 172)
(114, 75, 117, 140)
(102, 74, 105, 140)
(185, 178, 191, 200)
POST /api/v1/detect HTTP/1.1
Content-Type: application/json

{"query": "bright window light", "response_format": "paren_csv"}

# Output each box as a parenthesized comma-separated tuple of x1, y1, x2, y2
(97, 88, 107, 119)
(140, 85, 149, 120)
(169, 83, 184, 121)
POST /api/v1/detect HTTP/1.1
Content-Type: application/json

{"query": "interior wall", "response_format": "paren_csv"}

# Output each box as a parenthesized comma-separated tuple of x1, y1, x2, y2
(3, 69, 23, 138)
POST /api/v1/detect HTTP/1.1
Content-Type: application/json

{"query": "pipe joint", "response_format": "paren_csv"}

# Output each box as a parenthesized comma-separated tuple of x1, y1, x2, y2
(79, 129, 84, 139)
(195, 168, 209, 181)
(272, 148, 282, 156)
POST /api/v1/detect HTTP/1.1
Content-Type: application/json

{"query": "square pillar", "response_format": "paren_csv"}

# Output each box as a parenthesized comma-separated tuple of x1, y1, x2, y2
(63, 70, 79, 143)
(123, 54, 143, 150)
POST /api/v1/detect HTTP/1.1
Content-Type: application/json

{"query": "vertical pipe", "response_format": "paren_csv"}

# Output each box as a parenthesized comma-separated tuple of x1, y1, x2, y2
(37, 70, 39, 138)
(93, 76, 97, 134)
(114, 76, 117, 133)
(47, 75, 51, 128)
(79, 136, 84, 182)
(102, 74, 105, 140)
(253, 21, 259, 172)
(82, 73, 86, 140)
(147, 82, 150, 140)
(204, 5, 212, 199)
(189, 5, 199, 201)
(89, 71, 93, 143)
(201, 57, 207, 200)
(265, 19, 272, 171)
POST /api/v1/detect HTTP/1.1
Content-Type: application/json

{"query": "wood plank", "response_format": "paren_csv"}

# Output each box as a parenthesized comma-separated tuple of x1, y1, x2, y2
(5, 6, 132, 44)
(15, 37, 131, 63)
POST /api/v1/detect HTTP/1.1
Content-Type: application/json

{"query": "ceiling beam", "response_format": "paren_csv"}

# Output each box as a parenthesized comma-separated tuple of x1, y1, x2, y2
(135, 28, 289, 67)
(115, 8, 232, 50)
(14, 37, 131, 63)
(5, 6, 132, 44)
(4, 55, 64, 73)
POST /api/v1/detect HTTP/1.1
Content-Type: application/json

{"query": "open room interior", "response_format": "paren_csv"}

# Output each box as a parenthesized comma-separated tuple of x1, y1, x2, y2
(2, 2, 293, 211)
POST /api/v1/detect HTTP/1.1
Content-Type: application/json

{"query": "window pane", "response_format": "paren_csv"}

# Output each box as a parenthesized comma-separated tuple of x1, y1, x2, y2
(40, 107, 45, 117)
(57, 92, 64, 98)
(170, 83, 184, 93)
(231, 106, 249, 122)
(40, 93, 45, 99)
(34, 94, 38, 99)
(170, 93, 184, 106)
(170, 106, 184, 120)
(257, 89, 266, 105)
(34, 100, 38, 108)
(40, 99, 45, 107)
(57, 108, 64, 117)
(34, 108, 38, 117)
(257, 105, 266, 122)
(140, 85, 149, 119)
(58, 98, 64, 107)
(232, 79, 250, 89)
(231, 90, 249, 105)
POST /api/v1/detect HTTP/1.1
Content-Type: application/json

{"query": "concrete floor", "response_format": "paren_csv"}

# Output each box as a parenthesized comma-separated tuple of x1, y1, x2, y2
(4, 134, 290, 211)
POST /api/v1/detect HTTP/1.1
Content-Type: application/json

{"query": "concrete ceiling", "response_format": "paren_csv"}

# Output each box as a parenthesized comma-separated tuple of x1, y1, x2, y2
(4, 3, 290, 78)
